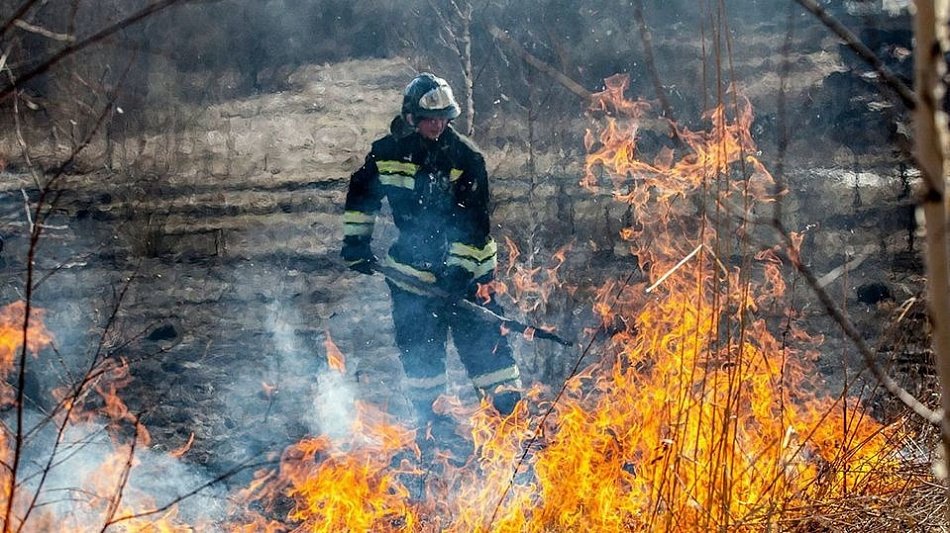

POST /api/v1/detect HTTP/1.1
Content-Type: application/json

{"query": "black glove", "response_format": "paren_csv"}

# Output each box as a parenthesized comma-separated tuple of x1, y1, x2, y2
(342, 244, 377, 275)
(439, 266, 476, 299)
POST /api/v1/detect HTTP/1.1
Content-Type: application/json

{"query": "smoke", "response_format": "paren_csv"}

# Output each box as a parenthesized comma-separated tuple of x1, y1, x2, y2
(311, 366, 356, 440)
(237, 300, 360, 441)
(12, 410, 227, 529)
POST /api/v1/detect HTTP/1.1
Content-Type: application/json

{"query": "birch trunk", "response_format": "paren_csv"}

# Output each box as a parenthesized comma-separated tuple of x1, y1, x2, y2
(915, 0, 950, 509)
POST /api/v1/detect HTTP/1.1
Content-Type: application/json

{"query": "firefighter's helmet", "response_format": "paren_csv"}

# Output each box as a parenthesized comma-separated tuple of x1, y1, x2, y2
(402, 73, 460, 123)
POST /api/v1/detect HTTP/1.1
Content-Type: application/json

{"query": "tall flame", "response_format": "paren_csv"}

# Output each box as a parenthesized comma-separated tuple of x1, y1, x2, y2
(231, 76, 915, 531)
(0, 72, 914, 529)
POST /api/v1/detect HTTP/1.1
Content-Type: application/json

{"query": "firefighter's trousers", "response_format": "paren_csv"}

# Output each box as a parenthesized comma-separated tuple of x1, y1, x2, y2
(387, 281, 522, 421)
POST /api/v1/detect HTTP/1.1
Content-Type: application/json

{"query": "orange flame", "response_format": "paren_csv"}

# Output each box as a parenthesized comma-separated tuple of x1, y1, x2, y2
(325, 331, 346, 373)
(0, 301, 52, 407)
(234, 401, 425, 531)
(170, 432, 195, 458)
(496, 237, 573, 322)
(0, 302, 201, 531)
(261, 381, 278, 398)
(231, 77, 914, 531)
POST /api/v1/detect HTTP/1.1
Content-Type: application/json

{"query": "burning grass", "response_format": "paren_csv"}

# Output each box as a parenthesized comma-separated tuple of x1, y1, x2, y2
(228, 75, 937, 531)
(0, 301, 210, 532)
(0, 74, 941, 531)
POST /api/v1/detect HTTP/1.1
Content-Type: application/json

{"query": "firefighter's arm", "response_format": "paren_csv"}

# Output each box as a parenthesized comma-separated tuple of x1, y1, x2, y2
(342, 152, 382, 273)
(442, 153, 498, 296)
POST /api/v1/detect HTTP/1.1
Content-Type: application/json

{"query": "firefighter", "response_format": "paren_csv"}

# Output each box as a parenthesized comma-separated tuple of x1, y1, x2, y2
(341, 73, 522, 441)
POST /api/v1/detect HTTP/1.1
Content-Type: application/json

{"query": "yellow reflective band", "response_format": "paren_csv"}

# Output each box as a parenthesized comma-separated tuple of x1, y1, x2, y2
(449, 168, 463, 182)
(344, 224, 373, 237)
(379, 174, 415, 189)
(377, 160, 419, 176)
(387, 278, 431, 295)
(343, 211, 375, 236)
(471, 366, 521, 389)
(377, 160, 419, 190)
(446, 255, 497, 278)
(384, 255, 437, 284)
(343, 211, 375, 224)
(448, 239, 497, 261)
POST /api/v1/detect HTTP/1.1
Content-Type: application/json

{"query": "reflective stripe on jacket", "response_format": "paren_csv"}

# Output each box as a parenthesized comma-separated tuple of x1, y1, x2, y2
(343, 116, 497, 283)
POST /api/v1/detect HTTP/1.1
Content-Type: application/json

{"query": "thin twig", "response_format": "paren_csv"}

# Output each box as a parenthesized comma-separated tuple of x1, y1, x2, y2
(0, 0, 187, 102)
(792, 0, 916, 110)
(105, 459, 278, 527)
(816, 251, 870, 288)
(487, 24, 593, 101)
(8, 54, 135, 533)
(12, 19, 72, 42)
(632, 0, 674, 121)
(19, 189, 32, 233)
(773, 225, 942, 427)
(99, 421, 141, 532)
(0, 0, 41, 40)
(645, 244, 703, 293)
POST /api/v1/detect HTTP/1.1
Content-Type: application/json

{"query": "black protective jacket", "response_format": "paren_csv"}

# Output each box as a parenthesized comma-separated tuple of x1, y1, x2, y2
(342, 117, 498, 289)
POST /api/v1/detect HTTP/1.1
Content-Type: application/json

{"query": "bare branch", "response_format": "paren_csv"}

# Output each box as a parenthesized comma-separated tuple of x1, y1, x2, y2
(793, 0, 916, 110)
(98, 421, 141, 532)
(0, 0, 187, 102)
(12, 19, 72, 42)
(0, 0, 41, 40)
(487, 24, 593, 101)
(914, 0, 950, 507)
(645, 244, 702, 293)
(767, 3, 939, 432)
(104, 459, 277, 527)
(632, 0, 675, 120)
(19, 189, 31, 233)
(772, 226, 942, 427)
(3, 52, 135, 531)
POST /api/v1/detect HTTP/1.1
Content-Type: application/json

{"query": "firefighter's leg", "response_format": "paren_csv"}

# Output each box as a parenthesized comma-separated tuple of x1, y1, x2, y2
(451, 298, 522, 416)
(388, 282, 449, 425)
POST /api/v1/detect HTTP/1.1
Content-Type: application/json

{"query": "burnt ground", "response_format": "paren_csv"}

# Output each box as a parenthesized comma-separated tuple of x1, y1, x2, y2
(0, 42, 936, 517)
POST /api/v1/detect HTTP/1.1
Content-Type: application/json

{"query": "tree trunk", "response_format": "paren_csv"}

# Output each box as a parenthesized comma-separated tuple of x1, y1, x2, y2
(914, 0, 950, 514)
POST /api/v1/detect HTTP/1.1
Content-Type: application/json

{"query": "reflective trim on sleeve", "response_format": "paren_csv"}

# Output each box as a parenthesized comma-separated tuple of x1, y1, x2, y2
(446, 255, 497, 278)
(377, 160, 419, 190)
(448, 239, 497, 261)
(379, 174, 415, 190)
(377, 160, 419, 176)
(383, 255, 437, 295)
(449, 168, 463, 182)
(471, 365, 521, 390)
(446, 239, 498, 278)
(343, 210, 376, 236)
